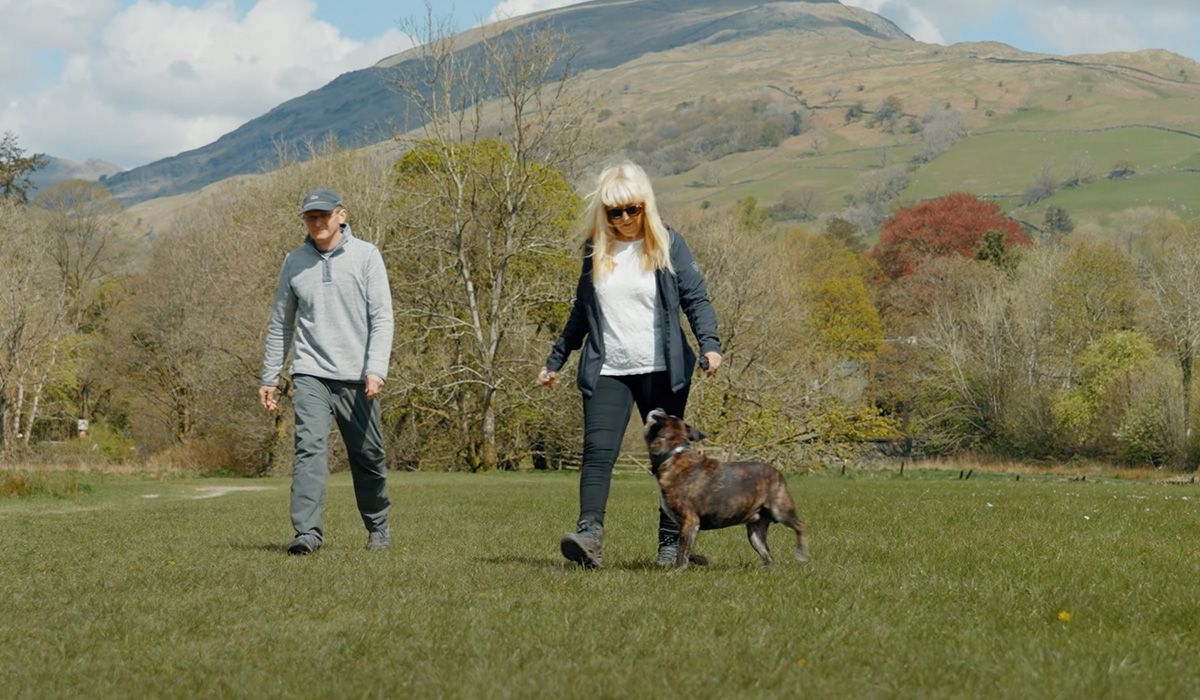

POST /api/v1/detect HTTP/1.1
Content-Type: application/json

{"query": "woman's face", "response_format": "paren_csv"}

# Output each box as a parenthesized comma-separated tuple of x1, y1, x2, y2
(606, 202, 644, 240)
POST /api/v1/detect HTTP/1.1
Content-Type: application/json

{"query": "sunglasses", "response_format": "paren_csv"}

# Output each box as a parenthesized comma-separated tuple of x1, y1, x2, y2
(605, 204, 644, 221)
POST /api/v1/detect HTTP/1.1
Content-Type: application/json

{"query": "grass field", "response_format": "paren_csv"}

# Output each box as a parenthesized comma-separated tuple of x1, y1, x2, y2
(902, 127, 1200, 206)
(2, 467, 1199, 698)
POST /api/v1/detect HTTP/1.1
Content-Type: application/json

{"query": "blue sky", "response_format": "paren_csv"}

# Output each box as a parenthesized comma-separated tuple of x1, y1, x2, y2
(2, 0, 1196, 169)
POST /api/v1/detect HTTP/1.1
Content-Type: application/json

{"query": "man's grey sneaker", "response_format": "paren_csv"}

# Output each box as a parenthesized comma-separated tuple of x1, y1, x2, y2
(655, 543, 709, 567)
(287, 533, 322, 556)
(560, 521, 603, 569)
(366, 529, 391, 551)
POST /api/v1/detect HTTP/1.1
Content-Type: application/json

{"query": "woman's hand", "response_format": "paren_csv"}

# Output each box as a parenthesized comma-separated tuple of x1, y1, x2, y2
(701, 352, 722, 377)
(537, 366, 560, 388)
(258, 385, 278, 411)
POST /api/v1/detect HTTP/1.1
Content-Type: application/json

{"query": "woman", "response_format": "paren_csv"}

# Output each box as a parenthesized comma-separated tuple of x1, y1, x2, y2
(538, 161, 722, 568)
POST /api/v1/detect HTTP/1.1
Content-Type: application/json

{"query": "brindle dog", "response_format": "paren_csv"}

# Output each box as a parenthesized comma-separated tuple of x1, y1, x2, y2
(643, 408, 810, 570)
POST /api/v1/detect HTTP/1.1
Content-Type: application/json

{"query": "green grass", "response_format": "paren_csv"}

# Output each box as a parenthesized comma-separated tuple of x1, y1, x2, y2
(903, 127, 1200, 203)
(1027, 171, 1200, 224)
(662, 142, 919, 213)
(2, 469, 1199, 698)
(658, 124, 1200, 228)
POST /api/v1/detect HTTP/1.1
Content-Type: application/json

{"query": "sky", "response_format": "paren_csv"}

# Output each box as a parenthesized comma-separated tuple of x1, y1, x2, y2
(2, 0, 1197, 170)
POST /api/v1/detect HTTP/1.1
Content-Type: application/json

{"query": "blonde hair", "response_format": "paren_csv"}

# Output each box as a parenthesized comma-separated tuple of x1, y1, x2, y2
(580, 161, 673, 281)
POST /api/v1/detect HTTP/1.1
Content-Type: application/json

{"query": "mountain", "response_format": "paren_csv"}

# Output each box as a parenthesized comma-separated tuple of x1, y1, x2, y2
(30, 156, 123, 195)
(102, 0, 911, 204)
(113, 0, 1200, 232)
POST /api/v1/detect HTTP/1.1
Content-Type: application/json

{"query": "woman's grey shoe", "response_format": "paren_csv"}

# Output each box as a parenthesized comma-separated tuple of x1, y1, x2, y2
(366, 529, 391, 551)
(287, 533, 322, 555)
(560, 521, 603, 569)
(655, 542, 709, 567)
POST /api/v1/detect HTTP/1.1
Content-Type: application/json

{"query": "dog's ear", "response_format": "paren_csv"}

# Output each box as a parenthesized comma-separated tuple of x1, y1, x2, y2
(685, 423, 706, 442)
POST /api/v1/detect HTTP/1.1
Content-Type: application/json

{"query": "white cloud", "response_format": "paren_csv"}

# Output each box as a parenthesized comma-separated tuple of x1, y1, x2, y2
(841, 0, 949, 44)
(0, 0, 116, 89)
(485, 0, 583, 24)
(0, 0, 414, 168)
(1024, 5, 1198, 57)
(3, 0, 1197, 169)
(842, 0, 1200, 60)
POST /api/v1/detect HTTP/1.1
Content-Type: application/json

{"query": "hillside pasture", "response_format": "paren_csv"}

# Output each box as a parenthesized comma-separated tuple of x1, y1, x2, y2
(2, 469, 1198, 698)
(658, 124, 1200, 227)
(662, 139, 921, 213)
(1031, 172, 1200, 227)
(902, 127, 1200, 217)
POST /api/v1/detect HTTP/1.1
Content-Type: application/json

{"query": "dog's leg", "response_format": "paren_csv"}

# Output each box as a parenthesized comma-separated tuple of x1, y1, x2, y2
(770, 486, 810, 563)
(746, 519, 773, 567)
(675, 513, 701, 570)
(781, 509, 810, 563)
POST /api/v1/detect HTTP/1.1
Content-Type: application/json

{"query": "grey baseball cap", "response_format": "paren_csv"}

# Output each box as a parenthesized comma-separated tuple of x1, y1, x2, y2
(299, 188, 342, 213)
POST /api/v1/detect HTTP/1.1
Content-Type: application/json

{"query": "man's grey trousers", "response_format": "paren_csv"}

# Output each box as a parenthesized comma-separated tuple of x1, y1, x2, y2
(290, 374, 389, 539)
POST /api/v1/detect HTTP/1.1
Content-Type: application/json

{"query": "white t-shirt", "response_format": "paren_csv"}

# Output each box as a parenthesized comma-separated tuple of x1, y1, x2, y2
(595, 239, 665, 375)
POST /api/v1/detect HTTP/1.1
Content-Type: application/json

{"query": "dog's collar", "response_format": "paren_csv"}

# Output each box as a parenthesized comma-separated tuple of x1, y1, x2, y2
(650, 443, 690, 472)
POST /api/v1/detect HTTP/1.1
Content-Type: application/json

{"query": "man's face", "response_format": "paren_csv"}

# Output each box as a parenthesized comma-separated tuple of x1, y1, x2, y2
(302, 206, 346, 250)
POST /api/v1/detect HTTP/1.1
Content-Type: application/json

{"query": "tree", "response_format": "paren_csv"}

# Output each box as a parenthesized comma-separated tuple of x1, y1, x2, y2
(676, 212, 892, 466)
(386, 20, 594, 471)
(868, 192, 1030, 280)
(770, 185, 819, 222)
(32, 180, 126, 319)
(823, 216, 866, 253)
(0, 199, 70, 450)
(900, 256, 1013, 453)
(841, 164, 910, 235)
(28, 180, 130, 445)
(1021, 161, 1057, 206)
(870, 95, 904, 134)
(1063, 152, 1097, 188)
(0, 132, 48, 205)
(1133, 216, 1200, 466)
(733, 196, 769, 232)
(1051, 330, 1179, 464)
(1043, 206, 1074, 239)
(1048, 240, 1142, 371)
(914, 103, 964, 163)
(1108, 160, 1136, 179)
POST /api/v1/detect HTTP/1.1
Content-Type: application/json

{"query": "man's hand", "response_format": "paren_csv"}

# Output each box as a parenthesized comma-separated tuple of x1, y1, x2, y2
(701, 351, 722, 377)
(258, 385, 279, 412)
(364, 374, 385, 399)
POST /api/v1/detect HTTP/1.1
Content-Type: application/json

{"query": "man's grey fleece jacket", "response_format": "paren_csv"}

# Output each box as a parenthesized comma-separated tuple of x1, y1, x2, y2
(260, 225, 394, 386)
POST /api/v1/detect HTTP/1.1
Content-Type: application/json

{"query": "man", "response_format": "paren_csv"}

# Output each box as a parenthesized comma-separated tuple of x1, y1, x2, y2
(258, 188, 395, 555)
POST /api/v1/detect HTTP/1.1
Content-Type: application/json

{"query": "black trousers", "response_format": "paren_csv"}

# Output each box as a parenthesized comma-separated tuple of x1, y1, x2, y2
(578, 371, 689, 544)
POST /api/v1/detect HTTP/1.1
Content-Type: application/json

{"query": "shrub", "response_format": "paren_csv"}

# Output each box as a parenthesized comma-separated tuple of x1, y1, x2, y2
(0, 471, 86, 499)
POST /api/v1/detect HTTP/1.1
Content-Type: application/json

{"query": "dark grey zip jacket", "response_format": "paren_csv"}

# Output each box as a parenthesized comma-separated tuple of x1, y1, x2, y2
(544, 229, 721, 398)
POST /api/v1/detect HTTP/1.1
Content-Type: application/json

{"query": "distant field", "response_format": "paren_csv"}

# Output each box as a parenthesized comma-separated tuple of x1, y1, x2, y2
(1031, 171, 1200, 225)
(660, 123, 1200, 228)
(903, 126, 1200, 214)
(662, 139, 921, 214)
(2, 468, 1198, 698)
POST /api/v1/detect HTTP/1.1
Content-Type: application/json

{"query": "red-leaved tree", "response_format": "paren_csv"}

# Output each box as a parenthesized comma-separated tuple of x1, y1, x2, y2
(868, 192, 1031, 279)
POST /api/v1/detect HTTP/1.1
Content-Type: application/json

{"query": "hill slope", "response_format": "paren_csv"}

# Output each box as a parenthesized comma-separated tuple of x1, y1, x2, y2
(102, 0, 910, 204)
(118, 0, 1200, 233)
(30, 156, 122, 195)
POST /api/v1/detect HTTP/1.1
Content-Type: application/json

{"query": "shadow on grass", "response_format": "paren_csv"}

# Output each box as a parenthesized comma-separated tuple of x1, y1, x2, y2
(231, 541, 291, 554)
(477, 555, 567, 570)
(478, 554, 753, 573)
